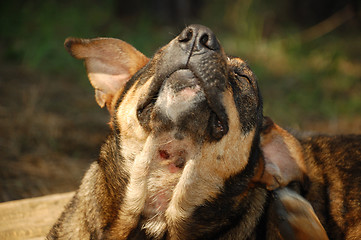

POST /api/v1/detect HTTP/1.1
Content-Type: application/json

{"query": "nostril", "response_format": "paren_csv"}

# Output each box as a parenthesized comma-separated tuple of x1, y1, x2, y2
(200, 32, 219, 51)
(199, 34, 209, 47)
(179, 28, 193, 42)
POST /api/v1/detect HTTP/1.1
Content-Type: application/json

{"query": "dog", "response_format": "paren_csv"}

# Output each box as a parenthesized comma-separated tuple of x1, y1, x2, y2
(47, 24, 360, 239)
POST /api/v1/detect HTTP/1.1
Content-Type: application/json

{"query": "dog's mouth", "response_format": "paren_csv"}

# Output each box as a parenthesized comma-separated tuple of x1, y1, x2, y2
(137, 68, 229, 141)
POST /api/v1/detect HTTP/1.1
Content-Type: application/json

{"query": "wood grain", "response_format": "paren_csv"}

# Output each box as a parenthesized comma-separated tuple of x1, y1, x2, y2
(0, 192, 74, 240)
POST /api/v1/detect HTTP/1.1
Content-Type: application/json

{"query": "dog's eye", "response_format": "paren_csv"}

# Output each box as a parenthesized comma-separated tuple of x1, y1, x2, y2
(234, 70, 252, 85)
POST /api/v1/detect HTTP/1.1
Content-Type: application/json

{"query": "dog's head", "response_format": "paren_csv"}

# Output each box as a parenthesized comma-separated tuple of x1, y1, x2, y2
(65, 25, 305, 239)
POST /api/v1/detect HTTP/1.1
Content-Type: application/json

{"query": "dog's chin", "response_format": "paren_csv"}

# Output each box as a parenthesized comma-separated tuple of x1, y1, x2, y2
(156, 69, 206, 123)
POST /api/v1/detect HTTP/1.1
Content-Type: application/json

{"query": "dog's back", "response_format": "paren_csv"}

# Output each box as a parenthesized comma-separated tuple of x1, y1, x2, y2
(300, 134, 361, 239)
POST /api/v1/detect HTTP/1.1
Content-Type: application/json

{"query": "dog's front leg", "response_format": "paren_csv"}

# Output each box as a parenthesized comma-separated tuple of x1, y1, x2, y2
(108, 135, 157, 239)
(273, 188, 329, 240)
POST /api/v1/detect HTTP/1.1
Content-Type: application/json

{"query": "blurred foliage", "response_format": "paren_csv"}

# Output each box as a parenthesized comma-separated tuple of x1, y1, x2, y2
(0, 0, 173, 80)
(0, 0, 360, 127)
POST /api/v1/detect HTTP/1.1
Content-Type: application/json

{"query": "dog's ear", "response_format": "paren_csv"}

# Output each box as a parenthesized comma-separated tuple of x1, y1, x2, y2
(255, 117, 306, 190)
(64, 37, 149, 111)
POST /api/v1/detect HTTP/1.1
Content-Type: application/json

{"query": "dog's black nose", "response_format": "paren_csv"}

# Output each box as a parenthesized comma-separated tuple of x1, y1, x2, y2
(178, 24, 220, 52)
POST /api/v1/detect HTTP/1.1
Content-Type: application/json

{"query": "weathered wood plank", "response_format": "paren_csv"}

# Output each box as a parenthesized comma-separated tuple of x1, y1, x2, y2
(0, 192, 74, 240)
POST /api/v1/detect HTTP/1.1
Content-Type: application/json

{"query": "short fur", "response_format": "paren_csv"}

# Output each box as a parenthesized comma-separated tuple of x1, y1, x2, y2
(48, 25, 360, 240)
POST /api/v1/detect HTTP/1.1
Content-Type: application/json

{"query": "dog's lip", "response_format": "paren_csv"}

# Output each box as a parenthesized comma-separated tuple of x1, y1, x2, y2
(162, 69, 200, 93)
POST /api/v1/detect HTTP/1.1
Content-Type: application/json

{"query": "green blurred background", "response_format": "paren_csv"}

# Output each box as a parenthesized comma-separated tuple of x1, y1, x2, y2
(0, 0, 360, 201)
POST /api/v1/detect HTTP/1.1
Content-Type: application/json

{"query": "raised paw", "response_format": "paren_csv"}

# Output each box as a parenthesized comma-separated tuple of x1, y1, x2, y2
(273, 188, 329, 240)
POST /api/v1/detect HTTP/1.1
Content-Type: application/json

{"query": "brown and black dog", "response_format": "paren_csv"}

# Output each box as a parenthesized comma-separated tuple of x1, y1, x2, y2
(47, 25, 360, 239)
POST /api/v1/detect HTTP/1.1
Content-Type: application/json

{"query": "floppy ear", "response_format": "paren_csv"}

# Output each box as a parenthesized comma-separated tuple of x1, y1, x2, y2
(255, 117, 307, 190)
(64, 37, 149, 111)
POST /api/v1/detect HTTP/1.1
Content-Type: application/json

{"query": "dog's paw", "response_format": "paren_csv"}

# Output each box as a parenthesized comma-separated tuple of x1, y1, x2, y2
(273, 188, 329, 240)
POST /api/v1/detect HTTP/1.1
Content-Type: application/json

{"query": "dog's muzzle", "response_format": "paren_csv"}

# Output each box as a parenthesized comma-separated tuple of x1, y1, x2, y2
(137, 25, 229, 141)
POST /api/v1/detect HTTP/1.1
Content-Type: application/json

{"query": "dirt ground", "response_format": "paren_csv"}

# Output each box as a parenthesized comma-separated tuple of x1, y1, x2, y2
(0, 63, 360, 202)
(0, 64, 109, 202)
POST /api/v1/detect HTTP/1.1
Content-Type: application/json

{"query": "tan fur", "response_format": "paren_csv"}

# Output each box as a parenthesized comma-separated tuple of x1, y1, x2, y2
(110, 136, 156, 238)
(109, 77, 159, 237)
(116, 77, 152, 154)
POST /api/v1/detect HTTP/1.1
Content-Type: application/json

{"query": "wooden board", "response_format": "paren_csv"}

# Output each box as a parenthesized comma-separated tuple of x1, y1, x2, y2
(0, 192, 74, 240)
